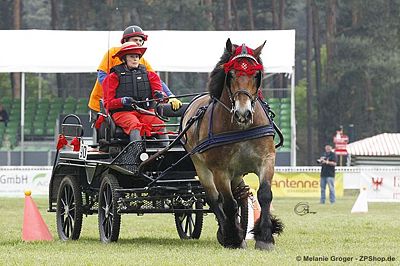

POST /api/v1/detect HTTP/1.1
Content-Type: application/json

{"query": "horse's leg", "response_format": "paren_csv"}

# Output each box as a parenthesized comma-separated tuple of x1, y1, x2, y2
(254, 177, 274, 250)
(191, 159, 227, 244)
(253, 157, 283, 251)
(214, 171, 246, 249)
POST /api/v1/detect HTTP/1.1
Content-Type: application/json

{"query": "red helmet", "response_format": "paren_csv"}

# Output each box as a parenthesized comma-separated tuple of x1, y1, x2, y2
(112, 42, 147, 60)
(121, 25, 148, 44)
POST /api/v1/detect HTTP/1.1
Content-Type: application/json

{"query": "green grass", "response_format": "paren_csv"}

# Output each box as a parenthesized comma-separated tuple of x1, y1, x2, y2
(0, 196, 399, 265)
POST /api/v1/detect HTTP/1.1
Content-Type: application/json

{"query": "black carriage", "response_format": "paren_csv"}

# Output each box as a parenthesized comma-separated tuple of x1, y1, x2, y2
(48, 102, 248, 243)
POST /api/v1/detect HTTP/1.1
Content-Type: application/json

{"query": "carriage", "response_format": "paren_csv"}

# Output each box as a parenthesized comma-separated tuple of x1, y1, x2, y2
(48, 39, 284, 250)
(47, 102, 249, 243)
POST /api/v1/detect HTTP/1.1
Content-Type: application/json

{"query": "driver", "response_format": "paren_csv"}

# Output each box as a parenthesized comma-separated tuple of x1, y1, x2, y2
(102, 42, 166, 142)
(88, 25, 182, 115)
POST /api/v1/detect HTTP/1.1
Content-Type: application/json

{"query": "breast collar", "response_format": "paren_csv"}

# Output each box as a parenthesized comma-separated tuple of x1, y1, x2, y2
(190, 98, 275, 154)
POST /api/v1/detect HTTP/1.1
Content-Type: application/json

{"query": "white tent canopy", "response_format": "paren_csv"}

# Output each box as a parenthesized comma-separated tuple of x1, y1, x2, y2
(0, 30, 295, 73)
(0, 29, 296, 166)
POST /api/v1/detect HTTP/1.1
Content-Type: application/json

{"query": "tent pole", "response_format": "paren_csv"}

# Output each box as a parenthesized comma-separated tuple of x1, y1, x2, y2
(38, 73, 42, 100)
(290, 67, 296, 166)
(20, 72, 25, 166)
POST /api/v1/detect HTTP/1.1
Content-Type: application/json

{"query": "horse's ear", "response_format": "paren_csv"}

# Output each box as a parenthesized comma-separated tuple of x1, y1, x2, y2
(226, 38, 234, 53)
(253, 40, 266, 58)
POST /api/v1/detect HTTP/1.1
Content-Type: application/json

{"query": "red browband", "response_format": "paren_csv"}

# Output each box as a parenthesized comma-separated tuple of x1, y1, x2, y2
(224, 56, 263, 75)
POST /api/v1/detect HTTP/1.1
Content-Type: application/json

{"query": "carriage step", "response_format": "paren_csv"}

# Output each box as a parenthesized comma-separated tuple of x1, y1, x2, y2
(118, 208, 213, 214)
(115, 186, 180, 193)
(155, 179, 201, 183)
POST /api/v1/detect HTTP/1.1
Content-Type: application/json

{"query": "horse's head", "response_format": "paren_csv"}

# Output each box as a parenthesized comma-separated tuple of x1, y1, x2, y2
(223, 39, 265, 126)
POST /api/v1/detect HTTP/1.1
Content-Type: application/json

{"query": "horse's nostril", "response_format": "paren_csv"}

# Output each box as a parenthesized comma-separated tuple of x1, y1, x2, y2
(244, 110, 252, 121)
(234, 111, 240, 119)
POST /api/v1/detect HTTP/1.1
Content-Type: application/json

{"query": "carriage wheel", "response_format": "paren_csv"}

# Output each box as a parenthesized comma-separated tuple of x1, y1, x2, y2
(174, 200, 203, 239)
(98, 174, 121, 243)
(238, 197, 249, 236)
(56, 175, 83, 241)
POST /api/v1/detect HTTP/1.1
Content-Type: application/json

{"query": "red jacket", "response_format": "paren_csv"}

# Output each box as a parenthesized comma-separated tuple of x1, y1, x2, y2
(103, 69, 163, 112)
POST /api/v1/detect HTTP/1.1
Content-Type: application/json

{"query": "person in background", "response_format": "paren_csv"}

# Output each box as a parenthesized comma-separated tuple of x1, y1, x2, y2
(318, 144, 337, 204)
(88, 25, 182, 117)
(102, 42, 166, 142)
(0, 104, 9, 126)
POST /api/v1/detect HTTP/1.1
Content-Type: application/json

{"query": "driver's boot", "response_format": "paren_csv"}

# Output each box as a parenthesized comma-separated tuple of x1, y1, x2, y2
(156, 128, 169, 147)
(129, 129, 141, 142)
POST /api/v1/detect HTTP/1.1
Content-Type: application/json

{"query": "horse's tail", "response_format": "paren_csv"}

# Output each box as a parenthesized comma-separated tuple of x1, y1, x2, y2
(271, 215, 284, 235)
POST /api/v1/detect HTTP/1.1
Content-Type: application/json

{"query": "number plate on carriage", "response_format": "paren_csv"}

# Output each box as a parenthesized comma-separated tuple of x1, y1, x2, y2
(79, 144, 88, 160)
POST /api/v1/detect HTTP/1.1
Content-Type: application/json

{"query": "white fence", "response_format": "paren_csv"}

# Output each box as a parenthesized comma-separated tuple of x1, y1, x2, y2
(1, 166, 399, 201)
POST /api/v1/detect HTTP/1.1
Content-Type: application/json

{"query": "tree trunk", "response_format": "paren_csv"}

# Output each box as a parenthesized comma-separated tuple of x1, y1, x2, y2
(278, 0, 285, 29)
(271, 0, 286, 92)
(276, 0, 286, 94)
(271, 0, 278, 29)
(232, 0, 240, 30)
(224, 0, 232, 30)
(51, 0, 63, 96)
(203, 0, 214, 29)
(50, 0, 59, 29)
(364, 71, 374, 134)
(12, 0, 21, 99)
(312, 0, 323, 155)
(351, 0, 360, 27)
(247, 0, 254, 30)
(326, 0, 337, 87)
(122, 9, 132, 30)
(306, 0, 314, 165)
(13, 0, 20, 29)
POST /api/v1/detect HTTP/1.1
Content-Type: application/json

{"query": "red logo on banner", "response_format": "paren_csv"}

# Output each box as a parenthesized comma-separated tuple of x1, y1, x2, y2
(372, 177, 383, 191)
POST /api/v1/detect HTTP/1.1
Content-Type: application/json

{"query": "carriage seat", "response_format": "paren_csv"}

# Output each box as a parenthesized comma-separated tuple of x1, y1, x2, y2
(97, 102, 188, 147)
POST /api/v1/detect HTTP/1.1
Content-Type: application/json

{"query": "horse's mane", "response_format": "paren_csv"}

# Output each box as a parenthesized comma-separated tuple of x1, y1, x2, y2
(207, 44, 263, 99)
(207, 48, 232, 99)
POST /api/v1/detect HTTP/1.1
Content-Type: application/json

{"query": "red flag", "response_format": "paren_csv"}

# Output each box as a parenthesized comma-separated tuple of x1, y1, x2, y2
(70, 137, 80, 152)
(56, 135, 68, 150)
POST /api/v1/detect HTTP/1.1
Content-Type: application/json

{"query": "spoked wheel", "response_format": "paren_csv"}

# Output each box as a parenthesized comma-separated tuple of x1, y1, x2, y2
(233, 181, 250, 238)
(174, 200, 203, 239)
(98, 174, 121, 243)
(56, 175, 83, 241)
(238, 197, 249, 237)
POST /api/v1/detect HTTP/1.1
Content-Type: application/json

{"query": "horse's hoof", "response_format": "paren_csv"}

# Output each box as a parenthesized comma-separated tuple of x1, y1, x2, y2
(216, 228, 224, 246)
(224, 241, 247, 249)
(255, 241, 274, 251)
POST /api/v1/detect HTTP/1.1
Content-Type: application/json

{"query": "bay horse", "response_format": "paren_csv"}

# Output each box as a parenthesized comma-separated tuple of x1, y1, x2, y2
(181, 39, 283, 250)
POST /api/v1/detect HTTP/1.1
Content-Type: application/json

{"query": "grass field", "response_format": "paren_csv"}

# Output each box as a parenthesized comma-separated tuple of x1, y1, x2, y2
(0, 196, 399, 265)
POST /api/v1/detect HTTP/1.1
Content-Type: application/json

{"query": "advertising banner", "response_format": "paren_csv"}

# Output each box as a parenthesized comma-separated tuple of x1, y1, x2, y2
(244, 172, 344, 197)
(0, 167, 52, 197)
(360, 171, 400, 202)
(2, 167, 398, 200)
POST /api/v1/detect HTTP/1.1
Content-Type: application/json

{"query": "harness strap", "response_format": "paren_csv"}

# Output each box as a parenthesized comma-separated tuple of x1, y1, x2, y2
(191, 98, 276, 154)
(179, 105, 209, 145)
(192, 125, 275, 154)
(140, 98, 281, 188)
(259, 99, 285, 149)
